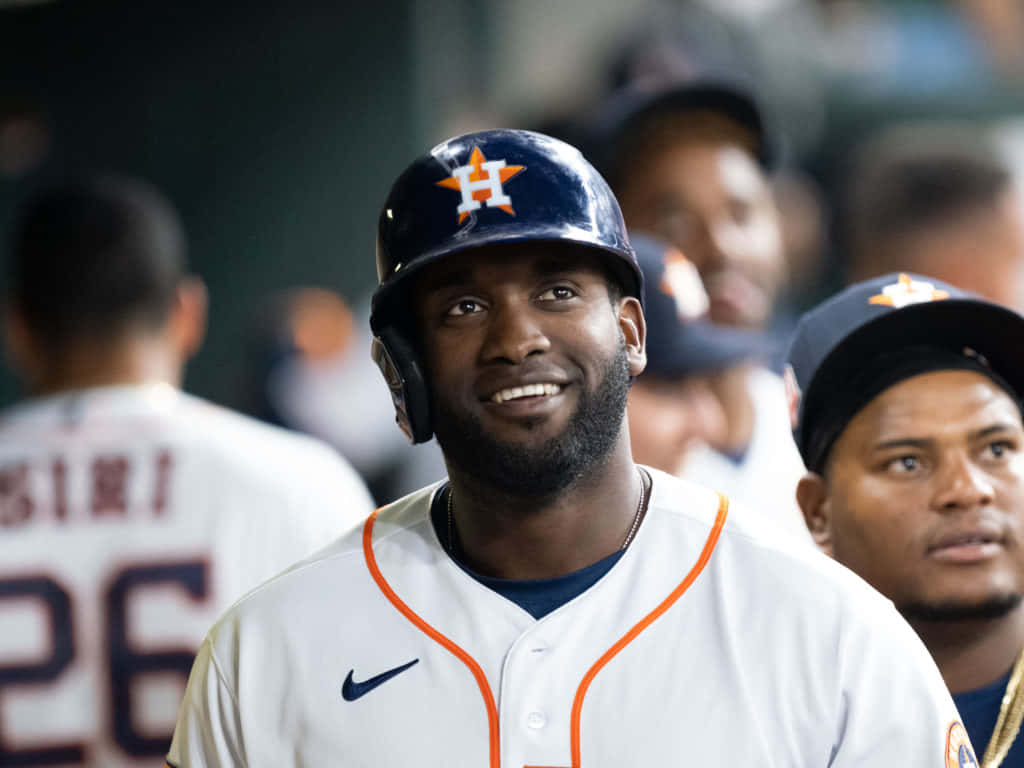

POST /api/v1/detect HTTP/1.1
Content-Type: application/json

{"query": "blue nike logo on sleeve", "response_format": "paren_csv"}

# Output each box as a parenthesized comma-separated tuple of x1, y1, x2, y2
(342, 658, 419, 701)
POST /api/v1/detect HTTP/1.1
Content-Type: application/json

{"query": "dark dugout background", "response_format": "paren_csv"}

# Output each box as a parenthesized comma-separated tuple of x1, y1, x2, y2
(0, 0, 418, 409)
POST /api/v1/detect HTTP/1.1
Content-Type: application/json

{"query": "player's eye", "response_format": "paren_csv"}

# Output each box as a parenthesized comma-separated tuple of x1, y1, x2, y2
(985, 440, 1015, 460)
(537, 285, 577, 302)
(446, 298, 485, 317)
(884, 455, 922, 474)
(654, 209, 699, 248)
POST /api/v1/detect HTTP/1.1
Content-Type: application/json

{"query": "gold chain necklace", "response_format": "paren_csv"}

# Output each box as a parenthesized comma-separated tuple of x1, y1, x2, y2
(445, 467, 650, 556)
(981, 643, 1024, 767)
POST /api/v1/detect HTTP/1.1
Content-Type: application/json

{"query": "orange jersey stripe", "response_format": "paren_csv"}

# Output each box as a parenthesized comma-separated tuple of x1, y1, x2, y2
(364, 491, 728, 768)
(362, 509, 501, 768)
(568, 492, 730, 768)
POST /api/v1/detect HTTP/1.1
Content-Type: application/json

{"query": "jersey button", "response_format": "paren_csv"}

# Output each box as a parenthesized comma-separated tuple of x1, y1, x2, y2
(526, 711, 547, 729)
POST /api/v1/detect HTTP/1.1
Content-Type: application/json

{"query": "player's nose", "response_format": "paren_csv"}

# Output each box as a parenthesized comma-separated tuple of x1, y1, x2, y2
(479, 300, 551, 364)
(933, 452, 996, 512)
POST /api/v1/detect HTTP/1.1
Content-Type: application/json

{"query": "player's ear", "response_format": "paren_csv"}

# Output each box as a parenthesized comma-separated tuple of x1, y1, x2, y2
(617, 295, 646, 377)
(796, 472, 833, 556)
(170, 276, 208, 360)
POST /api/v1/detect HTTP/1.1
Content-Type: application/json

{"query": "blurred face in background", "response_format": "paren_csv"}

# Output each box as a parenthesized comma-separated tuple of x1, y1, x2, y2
(880, 191, 1024, 311)
(627, 374, 726, 473)
(618, 132, 784, 331)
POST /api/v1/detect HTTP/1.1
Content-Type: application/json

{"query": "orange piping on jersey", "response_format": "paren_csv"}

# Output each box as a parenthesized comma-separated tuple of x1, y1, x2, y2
(362, 510, 501, 768)
(568, 493, 729, 768)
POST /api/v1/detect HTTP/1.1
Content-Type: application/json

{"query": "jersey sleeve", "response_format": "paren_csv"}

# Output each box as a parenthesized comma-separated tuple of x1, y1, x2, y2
(829, 599, 978, 766)
(167, 638, 246, 768)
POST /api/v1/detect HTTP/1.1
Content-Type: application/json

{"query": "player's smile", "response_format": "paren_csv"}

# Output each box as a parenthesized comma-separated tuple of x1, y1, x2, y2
(478, 369, 571, 422)
(487, 381, 563, 404)
(484, 382, 567, 420)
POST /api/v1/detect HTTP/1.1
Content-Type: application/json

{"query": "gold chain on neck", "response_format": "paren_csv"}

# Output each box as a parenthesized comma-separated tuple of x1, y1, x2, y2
(981, 644, 1024, 767)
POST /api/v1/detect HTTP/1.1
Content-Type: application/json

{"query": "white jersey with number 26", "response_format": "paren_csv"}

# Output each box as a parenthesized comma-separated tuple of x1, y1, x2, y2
(168, 466, 974, 767)
(0, 383, 374, 768)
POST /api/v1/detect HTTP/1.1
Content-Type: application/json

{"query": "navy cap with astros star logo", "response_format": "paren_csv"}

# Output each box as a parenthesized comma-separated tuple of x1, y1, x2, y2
(632, 232, 766, 378)
(786, 272, 1024, 473)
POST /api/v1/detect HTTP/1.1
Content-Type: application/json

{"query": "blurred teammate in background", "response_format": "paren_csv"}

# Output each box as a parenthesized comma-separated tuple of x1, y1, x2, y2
(846, 125, 1024, 310)
(250, 287, 447, 505)
(790, 272, 1024, 764)
(0, 175, 373, 767)
(627, 232, 811, 541)
(592, 80, 807, 535)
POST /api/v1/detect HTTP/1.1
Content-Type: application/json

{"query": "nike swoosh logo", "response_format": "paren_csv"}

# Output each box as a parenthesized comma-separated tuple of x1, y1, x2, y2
(342, 658, 419, 701)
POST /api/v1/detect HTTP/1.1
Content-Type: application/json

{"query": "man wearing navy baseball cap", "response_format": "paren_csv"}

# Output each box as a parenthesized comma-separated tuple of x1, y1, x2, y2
(589, 78, 809, 543)
(626, 233, 759, 475)
(789, 272, 1024, 765)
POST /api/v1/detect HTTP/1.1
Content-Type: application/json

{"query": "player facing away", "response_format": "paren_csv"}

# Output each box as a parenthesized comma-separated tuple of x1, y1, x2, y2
(0, 176, 374, 767)
(168, 130, 969, 767)
(789, 273, 1024, 766)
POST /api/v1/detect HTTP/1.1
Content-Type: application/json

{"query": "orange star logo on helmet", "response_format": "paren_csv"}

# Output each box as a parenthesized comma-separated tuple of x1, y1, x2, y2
(869, 273, 950, 309)
(436, 147, 525, 224)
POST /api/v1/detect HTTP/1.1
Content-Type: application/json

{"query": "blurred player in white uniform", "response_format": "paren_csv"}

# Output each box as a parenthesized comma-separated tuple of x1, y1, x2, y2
(0, 176, 374, 767)
(592, 80, 808, 539)
(169, 130, 973, 767)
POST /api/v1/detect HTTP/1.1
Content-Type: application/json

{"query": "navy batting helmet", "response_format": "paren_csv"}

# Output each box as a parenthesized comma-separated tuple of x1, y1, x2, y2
(370, 128, 642, 444)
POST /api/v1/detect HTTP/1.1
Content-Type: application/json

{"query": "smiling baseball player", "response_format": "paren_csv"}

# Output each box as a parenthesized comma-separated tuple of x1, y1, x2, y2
(167, 130, 972, 767)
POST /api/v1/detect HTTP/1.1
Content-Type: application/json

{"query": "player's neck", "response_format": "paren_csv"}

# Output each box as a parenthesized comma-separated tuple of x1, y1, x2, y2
(28, 335, 182, 397)
(445, 443, 644, 581)
(911, 601, 1024, 694)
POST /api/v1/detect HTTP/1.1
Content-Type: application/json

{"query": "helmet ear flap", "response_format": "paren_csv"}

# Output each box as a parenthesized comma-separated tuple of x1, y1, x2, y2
(371, 327, 433, 444)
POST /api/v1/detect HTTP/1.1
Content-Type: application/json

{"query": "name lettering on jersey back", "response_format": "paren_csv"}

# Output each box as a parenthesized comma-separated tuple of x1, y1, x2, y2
(0, 450, 174, 527)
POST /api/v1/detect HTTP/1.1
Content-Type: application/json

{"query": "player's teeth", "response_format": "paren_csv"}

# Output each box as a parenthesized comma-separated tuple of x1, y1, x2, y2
(491, 383, 562, 403)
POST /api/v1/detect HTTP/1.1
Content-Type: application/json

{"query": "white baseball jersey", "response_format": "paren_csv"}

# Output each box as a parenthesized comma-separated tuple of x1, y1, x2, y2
(0, 383, 374, 768)
(168, 466, 973, 767)
(681, 366, 814, 544)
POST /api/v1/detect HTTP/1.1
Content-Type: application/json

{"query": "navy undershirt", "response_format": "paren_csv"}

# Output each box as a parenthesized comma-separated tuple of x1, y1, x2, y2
(430, 485, 624, 619)
(953, 670, 1024, 764)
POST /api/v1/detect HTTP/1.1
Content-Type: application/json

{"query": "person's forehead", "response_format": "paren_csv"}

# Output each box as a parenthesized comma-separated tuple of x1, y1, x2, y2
(846, 369, 1022, 446)
(414, 241, 610, 293)
(624, 139, 766, 203)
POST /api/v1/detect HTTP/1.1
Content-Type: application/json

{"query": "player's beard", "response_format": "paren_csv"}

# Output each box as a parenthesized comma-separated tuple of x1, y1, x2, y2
(432, 340, 631, 497)
(897, 593, 1023, 623)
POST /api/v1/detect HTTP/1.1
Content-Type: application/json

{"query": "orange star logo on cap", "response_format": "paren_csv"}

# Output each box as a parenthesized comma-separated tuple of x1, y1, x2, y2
(659, 248, 709, 321)
(869, 273, 949, 309)
(436, 147, 525, 224)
